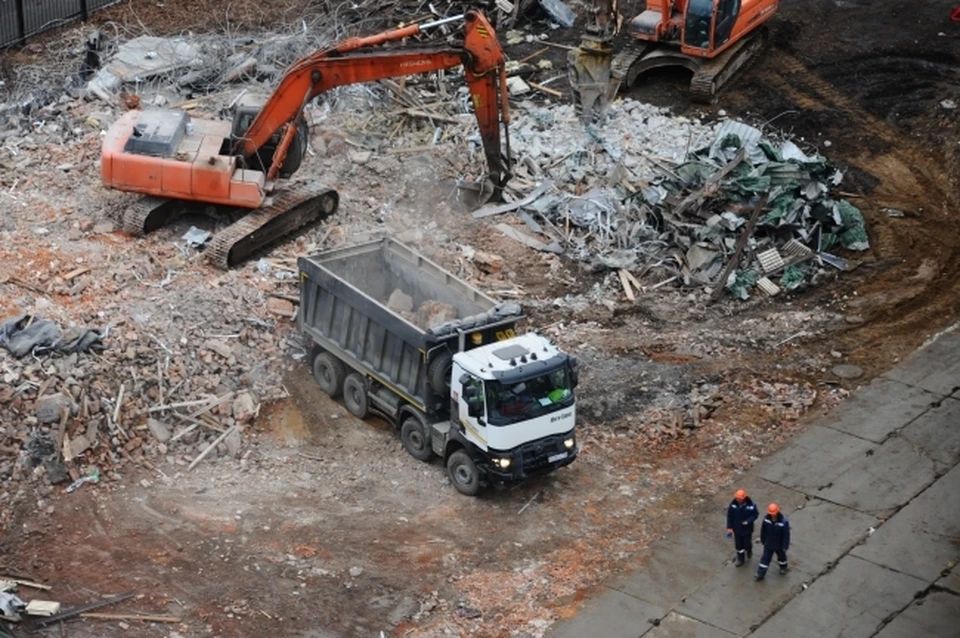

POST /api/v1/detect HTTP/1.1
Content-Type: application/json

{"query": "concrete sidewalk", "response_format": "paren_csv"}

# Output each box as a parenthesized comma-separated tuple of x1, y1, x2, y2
(549, 331, 960, 638)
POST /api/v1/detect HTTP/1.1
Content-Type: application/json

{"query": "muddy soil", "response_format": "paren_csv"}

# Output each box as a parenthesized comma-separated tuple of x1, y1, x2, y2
(1, 1, 958, 637)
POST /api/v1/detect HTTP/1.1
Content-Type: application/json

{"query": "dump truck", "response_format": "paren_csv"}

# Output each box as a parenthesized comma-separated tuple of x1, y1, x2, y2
(297, 239, 579, 495)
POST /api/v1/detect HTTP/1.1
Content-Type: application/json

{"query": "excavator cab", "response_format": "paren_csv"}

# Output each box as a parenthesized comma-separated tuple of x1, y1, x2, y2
(683, 0, 713, 50)
(227, 96, 308, 179)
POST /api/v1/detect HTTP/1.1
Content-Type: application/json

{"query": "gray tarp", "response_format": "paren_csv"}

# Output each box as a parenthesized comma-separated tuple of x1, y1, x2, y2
(0, 315, 104, 358)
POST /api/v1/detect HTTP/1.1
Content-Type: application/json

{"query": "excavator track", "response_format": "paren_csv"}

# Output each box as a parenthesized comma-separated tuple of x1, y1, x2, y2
(119, 196, 184, 236)
(689, 27, 768, 104)
(610, 41, 653, 87)
(206, 184, 339, 269)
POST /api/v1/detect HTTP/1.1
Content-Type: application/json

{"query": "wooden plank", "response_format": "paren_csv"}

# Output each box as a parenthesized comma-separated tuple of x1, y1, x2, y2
(529, 81, 563, 98)
(62, 266, 91, 280)
(708, 195, 768, 303)
(618, 270, 636, 301)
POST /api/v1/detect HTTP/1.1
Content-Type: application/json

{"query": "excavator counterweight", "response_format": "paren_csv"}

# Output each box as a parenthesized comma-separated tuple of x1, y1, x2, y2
(101, 9, 511, 268)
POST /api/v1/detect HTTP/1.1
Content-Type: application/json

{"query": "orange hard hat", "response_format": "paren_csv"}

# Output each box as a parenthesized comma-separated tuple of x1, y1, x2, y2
(767, 503, 780, 515)
(734, 489, 747, 501)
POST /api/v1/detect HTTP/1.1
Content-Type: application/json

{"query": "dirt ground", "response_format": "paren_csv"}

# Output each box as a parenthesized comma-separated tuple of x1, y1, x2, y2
(1, 1, 958, 637)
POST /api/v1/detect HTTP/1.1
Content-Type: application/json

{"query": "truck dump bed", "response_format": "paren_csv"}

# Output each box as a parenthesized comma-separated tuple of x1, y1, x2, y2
(298, 239, 522, 407)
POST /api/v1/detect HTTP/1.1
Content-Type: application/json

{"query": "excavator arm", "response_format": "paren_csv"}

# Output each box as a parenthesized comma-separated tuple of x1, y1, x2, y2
(234, 10, 510, 193)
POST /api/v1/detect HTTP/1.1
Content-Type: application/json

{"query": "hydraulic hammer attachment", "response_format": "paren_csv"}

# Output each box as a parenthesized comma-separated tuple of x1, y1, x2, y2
(568, 0, 621, 122)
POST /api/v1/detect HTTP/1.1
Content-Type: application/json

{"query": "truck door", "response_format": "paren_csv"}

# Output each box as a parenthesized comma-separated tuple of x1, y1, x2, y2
(452, 363, 488, 452)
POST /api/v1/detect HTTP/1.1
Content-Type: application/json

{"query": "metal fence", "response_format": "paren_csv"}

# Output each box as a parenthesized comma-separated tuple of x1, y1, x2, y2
(1, 0, 120, 48)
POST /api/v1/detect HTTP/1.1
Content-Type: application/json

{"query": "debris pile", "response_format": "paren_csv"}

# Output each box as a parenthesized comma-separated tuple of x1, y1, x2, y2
(485, 100, 868, 299)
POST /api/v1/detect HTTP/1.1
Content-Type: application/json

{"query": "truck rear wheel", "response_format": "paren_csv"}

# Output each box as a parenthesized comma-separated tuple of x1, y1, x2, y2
(313, 352, 345, 398)
(447, 449, 480, 496)
(401, 417, 435, 462)
(343, 373, 368, 419)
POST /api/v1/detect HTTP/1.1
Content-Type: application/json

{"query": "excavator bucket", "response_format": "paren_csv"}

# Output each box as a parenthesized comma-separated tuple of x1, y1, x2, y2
(568, 0, 621, 122)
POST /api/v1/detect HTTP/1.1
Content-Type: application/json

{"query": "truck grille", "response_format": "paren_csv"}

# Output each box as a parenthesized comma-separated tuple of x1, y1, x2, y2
(519, 434, 567, 473)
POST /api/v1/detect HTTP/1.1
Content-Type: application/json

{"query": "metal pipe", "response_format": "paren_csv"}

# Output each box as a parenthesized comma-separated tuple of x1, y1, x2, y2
(420, 14, 465, 30)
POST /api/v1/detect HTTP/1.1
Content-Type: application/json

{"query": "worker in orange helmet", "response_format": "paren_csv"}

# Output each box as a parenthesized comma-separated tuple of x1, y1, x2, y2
(756, 503, 790, 581)
(726, 488, 758, 566)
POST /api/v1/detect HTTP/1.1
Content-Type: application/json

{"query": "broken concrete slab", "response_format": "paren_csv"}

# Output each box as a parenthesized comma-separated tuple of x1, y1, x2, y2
(675, 562, 813, 636)
(750, 556, 926, 638)
(786, 498, 878, 570)
(547, 587, 664, 638)
(883, 332, 960, 396)
(822, 377, 938, 443)
(898, 396, 960, 473)
(87, 36, 203, 100)
(851, 462, 960, 582)
(641, 611, 736, 637)
(815, 436, 937, 515)
(610, 526, 728, 609)
(874, 589, 960, 638)
(755, 425, 874, 493)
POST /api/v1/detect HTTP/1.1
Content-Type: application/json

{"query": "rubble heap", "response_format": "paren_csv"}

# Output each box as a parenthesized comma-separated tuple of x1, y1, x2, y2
(500, 101, 869, 299)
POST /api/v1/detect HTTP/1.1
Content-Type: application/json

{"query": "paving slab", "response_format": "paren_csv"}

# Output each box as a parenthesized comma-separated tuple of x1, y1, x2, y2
(851, 462, 960, 582)
(675, 561, 813, 635)
(611, 527, 728, 609)
(883, 332, 960, 396)
(815, 436, 937, 515)
(641, 611, 736, 638)
(873, 589, 960, 638)
(754, 425, 874, 492)
(821, 377, 938, 443)
(935, 566, 960, 594)
(900, 396, 960, 472)
(547, 587, 664, 638)
(750, 556, 927, 638)
(787, 497, 878, 571)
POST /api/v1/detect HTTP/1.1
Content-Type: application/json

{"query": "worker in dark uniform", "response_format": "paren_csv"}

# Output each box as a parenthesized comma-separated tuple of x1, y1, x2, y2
(756, 503, 790, 580)
(726, 488, 758, 566)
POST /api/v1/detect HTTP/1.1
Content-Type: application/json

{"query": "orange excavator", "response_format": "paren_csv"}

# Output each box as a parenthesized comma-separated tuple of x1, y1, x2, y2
(101, 10, 511, 268)
(570, 0, 777, 113)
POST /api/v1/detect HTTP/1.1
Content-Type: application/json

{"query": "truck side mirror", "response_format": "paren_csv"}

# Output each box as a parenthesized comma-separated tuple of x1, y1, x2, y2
(570, 357, 580, 388)
(463, 386, 478, 401)
(467, 399, 483, 418)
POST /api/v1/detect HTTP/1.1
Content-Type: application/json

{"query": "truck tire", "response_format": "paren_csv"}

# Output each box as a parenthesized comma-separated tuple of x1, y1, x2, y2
(313, 352, 345, 398)
(446, 449, 481, 496)
(343, 373, 368, 419)
(428, 351, 453, 395)
(401, 416, 435, 462)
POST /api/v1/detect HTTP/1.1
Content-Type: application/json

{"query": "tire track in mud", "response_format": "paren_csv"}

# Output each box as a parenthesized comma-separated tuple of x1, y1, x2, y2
(761, 52, 960, 364)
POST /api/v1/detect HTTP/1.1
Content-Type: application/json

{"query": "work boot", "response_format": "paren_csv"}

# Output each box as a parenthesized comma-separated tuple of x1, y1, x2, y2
(779, 564, 788, 575)
(736, 556, 745, 567)
(755, 572, 765, 581)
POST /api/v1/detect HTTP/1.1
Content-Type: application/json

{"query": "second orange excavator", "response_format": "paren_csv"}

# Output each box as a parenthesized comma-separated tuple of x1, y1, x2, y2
(101, 10, 511, 268)
(570, 0, 777, 115)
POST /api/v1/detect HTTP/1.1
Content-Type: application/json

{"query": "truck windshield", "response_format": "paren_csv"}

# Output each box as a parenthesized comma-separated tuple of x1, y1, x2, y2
(684, 0, 713, 49)
(485, 367, 574, 426)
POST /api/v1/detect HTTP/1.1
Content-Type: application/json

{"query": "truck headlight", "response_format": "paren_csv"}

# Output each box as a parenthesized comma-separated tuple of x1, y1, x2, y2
(494, 457, 511, 469)
(563, 437, 575, 449)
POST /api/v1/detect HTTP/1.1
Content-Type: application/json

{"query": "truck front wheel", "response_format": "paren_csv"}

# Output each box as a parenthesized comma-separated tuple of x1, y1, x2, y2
(313, 352, 345, 398)
(401, 417, 435, 462)
(446, 450, 481, 496)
